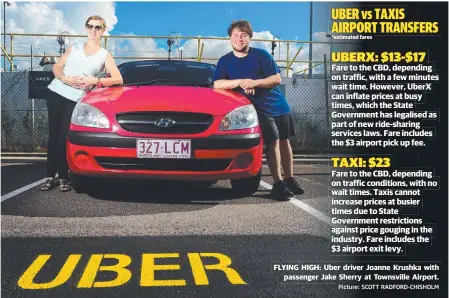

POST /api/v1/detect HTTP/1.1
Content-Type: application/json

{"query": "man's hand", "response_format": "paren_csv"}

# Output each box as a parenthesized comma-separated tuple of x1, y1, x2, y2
(240, 79, 258, 89)
(214, 79, 243, 90)
(243, 88, 256, 95)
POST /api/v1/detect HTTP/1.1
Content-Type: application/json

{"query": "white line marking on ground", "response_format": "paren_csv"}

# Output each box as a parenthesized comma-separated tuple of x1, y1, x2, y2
(259, 180, 332, 226)
(1, 178, 47, 202)
(1, 171, 332, 227)
(1, 175, 58, 202)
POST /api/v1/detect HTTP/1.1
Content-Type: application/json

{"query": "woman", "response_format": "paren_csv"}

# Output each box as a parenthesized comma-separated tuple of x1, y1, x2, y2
(40, 15, 123, 192)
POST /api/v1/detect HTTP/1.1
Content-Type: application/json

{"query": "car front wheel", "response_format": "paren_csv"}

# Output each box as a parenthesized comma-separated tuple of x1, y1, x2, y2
(70, 173, 94, 193)
(230, 170, 261, 196)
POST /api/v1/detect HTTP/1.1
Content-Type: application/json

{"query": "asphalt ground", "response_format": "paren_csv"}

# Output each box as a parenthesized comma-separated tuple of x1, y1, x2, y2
(1, 162, 361, 297)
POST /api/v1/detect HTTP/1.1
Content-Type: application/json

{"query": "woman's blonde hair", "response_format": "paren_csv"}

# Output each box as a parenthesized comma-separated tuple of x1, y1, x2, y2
(85, 15, 107, 29)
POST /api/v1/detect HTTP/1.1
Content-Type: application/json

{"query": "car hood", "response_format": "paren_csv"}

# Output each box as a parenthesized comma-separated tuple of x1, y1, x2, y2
(81, 86, 252, 116)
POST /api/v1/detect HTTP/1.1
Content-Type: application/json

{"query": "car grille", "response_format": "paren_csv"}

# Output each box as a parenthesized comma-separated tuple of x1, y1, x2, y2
(116, 112, 213, 134)
(95, 157, 232, 172)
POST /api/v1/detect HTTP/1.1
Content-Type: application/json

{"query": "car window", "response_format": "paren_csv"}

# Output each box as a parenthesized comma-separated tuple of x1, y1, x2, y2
(118, 61, 216, 87)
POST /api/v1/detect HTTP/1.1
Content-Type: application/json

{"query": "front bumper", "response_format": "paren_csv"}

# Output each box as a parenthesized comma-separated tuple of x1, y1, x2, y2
(67, 131, 263, 181)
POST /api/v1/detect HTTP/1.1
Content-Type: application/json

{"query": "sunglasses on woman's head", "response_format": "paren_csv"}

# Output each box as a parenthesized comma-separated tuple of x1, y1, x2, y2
(86, 24, 103, 31)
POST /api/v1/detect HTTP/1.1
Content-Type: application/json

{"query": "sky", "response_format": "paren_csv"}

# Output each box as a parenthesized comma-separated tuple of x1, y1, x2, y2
(1, 1, 333, 74)
(113, 2, 313, 39)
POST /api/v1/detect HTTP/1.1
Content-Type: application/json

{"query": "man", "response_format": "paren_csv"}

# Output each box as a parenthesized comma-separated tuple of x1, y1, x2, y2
(213, 19, 304, 201)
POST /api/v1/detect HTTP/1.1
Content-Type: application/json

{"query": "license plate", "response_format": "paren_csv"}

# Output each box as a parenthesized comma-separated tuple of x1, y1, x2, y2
(136, 139, 191, 159)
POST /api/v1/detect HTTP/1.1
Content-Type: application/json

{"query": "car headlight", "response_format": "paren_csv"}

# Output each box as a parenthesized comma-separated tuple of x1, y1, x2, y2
(220, 104, 258, 130)
(71, 102, 110, 128)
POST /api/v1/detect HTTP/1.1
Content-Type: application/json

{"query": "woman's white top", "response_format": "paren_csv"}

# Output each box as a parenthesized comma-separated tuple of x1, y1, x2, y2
(47, 42, 108, 102)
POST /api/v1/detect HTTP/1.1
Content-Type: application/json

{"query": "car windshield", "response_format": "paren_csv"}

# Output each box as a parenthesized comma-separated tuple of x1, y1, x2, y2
(118, 61, 216, 87)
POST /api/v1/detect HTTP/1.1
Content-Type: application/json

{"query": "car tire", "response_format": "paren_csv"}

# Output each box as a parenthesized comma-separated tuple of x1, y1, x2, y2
(70, 173, 93, 193)
(230, 170, 261, 196)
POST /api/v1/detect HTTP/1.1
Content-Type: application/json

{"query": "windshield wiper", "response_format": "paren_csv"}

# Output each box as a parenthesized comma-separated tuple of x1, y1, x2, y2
(119, 79, 172, 87)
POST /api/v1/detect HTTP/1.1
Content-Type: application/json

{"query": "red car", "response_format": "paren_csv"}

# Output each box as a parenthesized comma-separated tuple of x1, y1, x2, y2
(67, 60, 263, 195)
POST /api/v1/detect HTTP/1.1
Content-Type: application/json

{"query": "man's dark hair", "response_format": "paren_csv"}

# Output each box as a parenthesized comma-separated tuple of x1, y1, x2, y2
(227, 20, 253, 38)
